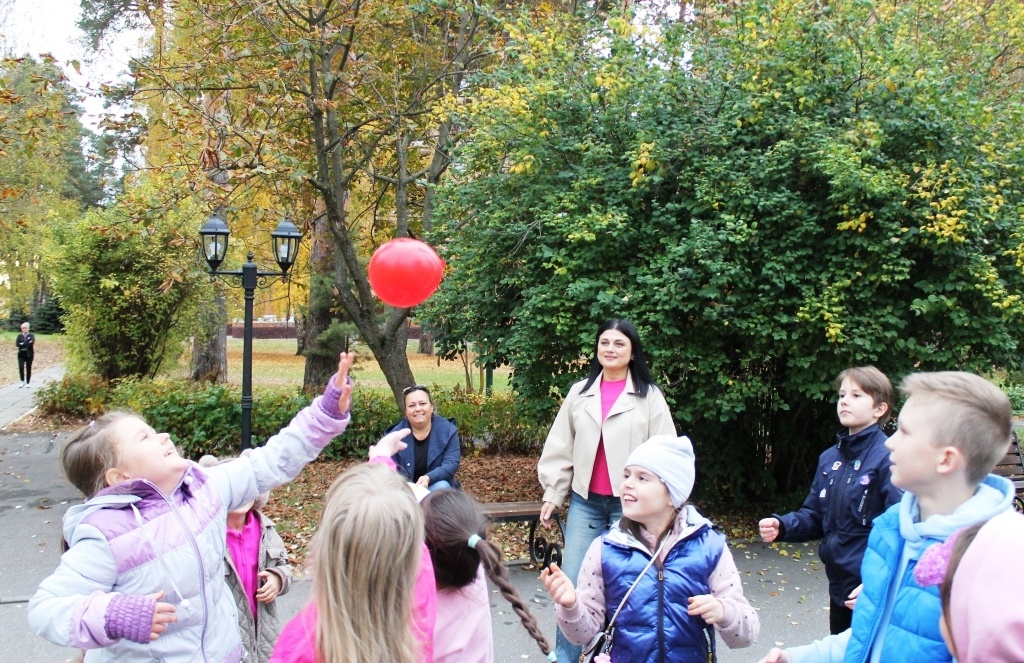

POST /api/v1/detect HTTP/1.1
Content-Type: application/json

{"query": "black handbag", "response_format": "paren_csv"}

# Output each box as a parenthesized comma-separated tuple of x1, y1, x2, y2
(578, 540, 666, 663)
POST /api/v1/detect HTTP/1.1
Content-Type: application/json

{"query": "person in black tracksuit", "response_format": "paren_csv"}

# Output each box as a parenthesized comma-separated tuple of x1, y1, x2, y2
(16, 322, 34, 388)
(759, 366, 902, 634)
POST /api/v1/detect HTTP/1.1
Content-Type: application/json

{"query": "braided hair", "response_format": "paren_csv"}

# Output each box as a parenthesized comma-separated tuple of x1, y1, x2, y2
(422, 489, 553, 659)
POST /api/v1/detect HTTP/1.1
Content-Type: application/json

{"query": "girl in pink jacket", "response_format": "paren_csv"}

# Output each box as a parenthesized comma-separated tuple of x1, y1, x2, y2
(270, 429, 437, 663)
(421, 489, 554, 662)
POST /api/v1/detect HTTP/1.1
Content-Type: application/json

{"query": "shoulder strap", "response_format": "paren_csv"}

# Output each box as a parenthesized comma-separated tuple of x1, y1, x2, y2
(605, 538, 666, 631)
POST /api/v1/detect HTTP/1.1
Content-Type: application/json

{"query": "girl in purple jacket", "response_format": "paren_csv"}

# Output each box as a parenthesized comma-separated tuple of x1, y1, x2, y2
(28, 353, 354, 663)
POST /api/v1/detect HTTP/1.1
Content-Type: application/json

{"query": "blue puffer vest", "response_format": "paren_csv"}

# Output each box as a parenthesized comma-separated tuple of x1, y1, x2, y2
(843, 505, 949, 663)
(602, 524, 725, 663)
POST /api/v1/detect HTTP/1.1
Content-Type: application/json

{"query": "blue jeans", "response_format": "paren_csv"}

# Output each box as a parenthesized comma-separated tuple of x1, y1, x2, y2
(427, 479, 453, 492)
(556, 491, 622, 663)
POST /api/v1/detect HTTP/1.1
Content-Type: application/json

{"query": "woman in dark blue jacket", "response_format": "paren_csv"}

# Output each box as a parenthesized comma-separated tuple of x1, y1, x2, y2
(388, 385, 461, 491)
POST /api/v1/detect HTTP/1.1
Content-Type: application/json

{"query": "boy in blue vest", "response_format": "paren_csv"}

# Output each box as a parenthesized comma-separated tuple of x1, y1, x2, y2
(759, 366, 902, 634)
(758, 371, 1016, 663)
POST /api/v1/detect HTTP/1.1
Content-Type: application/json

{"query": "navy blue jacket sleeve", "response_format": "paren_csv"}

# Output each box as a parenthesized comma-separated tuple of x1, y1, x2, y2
(774, 452, 831, 542)
(425, 416, 461, 484)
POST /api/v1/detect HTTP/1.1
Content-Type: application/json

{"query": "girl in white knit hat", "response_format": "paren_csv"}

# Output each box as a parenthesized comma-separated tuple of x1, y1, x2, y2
(541, 434, 760, 662)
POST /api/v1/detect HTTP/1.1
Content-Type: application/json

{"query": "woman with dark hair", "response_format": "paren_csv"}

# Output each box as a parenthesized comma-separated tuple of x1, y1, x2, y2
(387, 385, 461, 491)
(537, 318, 676, 663)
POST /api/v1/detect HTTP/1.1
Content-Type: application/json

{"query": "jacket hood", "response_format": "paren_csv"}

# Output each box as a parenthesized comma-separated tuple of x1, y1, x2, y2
(899, 474, 1014, 559)
(63, 494, 141, 543)
(64, 464, 202, 543)
(607, 504, 712, 554)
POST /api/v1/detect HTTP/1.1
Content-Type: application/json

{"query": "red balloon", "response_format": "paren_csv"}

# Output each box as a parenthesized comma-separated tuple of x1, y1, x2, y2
(367, 238, 445, 308)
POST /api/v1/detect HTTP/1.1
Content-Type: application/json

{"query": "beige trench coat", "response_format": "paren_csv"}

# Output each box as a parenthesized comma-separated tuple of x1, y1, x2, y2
(537, 371, 676, 506)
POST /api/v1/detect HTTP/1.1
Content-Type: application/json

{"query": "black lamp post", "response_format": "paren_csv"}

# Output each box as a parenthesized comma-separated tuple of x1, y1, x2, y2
(199, 210, 302, 450)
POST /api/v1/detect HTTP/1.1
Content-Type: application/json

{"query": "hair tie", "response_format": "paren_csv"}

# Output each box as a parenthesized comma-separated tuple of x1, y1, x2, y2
(547, 652, 557, 662)
(467, 534, 482, 549)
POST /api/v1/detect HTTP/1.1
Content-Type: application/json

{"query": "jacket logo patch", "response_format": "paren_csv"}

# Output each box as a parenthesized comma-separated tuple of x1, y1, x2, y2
(853, 460, 861, 471)
(820, 488, 827, 498)
(859, 475, 871, 485)
(832, 461, 843, 471)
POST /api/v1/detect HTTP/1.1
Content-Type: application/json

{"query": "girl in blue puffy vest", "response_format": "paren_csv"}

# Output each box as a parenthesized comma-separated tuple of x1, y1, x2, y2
(541, 435, 760, 662)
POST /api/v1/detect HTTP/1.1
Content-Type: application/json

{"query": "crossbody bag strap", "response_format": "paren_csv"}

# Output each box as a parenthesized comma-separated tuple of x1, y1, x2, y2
(604, 538, 666, 631)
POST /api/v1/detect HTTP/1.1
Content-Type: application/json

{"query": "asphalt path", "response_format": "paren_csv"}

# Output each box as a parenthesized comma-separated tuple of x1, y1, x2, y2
(0, 369, 830, 662)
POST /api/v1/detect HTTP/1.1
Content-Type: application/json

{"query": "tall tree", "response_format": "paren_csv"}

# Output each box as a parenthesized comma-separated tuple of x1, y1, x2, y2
(0, 55, 86, 323)
(100, 0, 523, 404)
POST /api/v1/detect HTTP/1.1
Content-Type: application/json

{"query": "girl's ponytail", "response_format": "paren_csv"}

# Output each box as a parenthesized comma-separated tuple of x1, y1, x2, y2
(475, 537, 554, 659)
(422, 490, 554, 660)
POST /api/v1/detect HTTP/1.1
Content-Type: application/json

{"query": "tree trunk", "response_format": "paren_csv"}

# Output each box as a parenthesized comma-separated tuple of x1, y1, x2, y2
(190, 286, 227, 382)
(301, 214, 340, 390)
(418, 331, 434, 355)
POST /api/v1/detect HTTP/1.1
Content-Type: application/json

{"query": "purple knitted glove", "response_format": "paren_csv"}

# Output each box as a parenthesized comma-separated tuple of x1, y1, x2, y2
(105, 593, 158, 644)
(318, 375, 353, 420)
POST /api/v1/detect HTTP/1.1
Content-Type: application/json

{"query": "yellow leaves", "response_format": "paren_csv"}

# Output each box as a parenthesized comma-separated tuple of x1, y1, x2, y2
(836, 211, 873, 233)
(629, 141, 657, 188)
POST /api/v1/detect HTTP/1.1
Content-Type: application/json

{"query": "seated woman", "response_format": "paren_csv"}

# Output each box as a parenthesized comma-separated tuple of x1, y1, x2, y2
(387, 385, 461, 491)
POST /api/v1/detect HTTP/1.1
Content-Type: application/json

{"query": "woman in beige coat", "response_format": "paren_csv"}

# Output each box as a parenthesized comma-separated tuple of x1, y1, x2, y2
(537, 318, 676, 663)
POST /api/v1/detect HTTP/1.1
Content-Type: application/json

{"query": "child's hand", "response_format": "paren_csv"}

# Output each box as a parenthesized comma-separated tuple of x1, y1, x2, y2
(687, 594, 724, 624)
(369, 428, 410, 459)
(540, 562, 577, 608)
(332, 352, 355, 412)
(146, 591, 178, 641)
(758, 648, 792, 663)
(416, 475, 430, 489)
(845, 583, 862, 610)
(758, 517, 780, 543)
(593, 654, 612, 663)
(256, 571, 282, 603)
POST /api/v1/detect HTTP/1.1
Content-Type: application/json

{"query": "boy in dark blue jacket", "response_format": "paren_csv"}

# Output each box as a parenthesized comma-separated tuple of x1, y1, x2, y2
(759, 366, 901, 634)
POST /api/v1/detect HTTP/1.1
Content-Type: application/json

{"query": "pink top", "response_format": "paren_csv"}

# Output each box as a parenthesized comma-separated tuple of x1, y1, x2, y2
(588, 378, 627, 496)
(270, 454, 437, 663)
(948, 510, 1024, 663)
(226, 510, 261, 618)
(433, 567, 493, 663)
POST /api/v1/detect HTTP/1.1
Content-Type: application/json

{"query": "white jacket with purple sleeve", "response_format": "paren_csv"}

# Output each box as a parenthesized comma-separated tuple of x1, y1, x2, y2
(27, 392, 349, 663)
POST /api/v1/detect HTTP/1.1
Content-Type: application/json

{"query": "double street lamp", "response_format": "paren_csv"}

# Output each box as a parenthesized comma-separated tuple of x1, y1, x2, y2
(198, 211, 302, 450)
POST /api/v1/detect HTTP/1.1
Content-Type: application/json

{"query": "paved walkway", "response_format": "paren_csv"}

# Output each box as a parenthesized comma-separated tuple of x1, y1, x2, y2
(0, 363, 65, 431)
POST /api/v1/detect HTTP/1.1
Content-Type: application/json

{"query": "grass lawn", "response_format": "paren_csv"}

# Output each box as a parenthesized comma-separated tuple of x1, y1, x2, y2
(164, 337, 513, 393)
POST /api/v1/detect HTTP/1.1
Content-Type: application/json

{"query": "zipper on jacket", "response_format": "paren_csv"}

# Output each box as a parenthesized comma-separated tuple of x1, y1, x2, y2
(658, 569, 665, 663)
(164, 488, 212, 663)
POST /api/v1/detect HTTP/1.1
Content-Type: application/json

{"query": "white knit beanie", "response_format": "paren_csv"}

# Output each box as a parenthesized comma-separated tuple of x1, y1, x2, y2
(624, 435, 696, 508)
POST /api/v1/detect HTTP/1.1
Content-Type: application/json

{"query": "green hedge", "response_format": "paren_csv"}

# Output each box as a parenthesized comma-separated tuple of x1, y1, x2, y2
(35, 377, 546, 459)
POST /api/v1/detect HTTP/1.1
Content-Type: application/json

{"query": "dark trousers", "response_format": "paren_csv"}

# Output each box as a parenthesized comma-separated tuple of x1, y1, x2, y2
(830, 600, 854, 634)
(18, 354, 32, 384)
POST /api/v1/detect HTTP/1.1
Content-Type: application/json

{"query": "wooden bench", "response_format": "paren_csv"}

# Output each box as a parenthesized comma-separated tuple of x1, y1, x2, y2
(480, 501, 565, 566)
(994, 432, 1024, 513)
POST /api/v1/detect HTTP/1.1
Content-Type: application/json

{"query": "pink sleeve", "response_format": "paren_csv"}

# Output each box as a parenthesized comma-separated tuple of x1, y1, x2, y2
(368, 455, 398, 471)
(413, 543, 437, 662)
(554, 537, 606, 646)
(708, 545, 759, 648)
(269, 604, 318, 663)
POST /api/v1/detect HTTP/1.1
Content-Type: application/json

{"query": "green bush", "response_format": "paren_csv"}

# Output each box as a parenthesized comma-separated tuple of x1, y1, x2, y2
(34, 377, 545, 459)
(36, 376, 111, 418)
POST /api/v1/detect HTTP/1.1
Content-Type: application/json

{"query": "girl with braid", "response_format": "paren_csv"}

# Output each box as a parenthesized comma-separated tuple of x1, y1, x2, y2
(421, 489, 555, 663)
